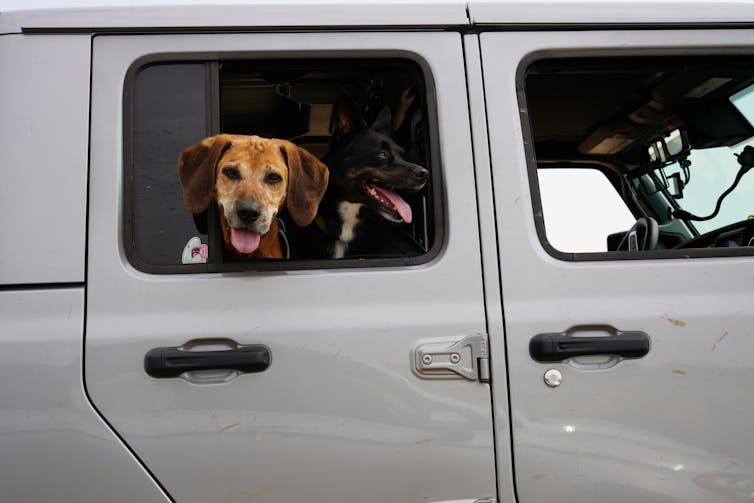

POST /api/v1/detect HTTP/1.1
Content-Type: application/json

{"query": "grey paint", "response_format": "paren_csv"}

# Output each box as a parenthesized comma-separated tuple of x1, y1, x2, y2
(0, 288, 169, 503)
(87, 32, 498, 503)
(0, 0, 469, 34)
(463, 33, 518, 503)
(467, 0, 754, 25)
(5, 0, 754, 35)
(0, 35, 89, 285)
(481, 29, 754, 503)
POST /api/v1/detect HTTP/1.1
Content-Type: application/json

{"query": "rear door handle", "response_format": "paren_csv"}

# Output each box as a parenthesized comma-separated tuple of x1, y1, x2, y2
(145, 343, 271, 378)
(530, 328, 650, 363)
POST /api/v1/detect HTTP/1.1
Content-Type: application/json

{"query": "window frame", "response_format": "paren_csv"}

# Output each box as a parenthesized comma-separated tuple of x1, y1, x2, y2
(517, 49, 754, 262)
(123, 50, 445, 274)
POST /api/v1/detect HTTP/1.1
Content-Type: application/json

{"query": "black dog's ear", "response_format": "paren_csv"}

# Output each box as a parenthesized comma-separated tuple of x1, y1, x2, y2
(370, 105, 393, 136)
(331, 94, 366, 139)
(178, 135, 233, 214)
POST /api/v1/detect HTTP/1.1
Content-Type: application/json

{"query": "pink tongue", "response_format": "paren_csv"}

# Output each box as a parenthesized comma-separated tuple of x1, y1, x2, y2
(372, 185, 413, 223)
(230, 228, 261, 254)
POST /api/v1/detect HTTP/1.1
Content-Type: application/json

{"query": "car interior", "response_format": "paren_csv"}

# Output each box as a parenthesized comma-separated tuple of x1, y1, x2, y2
(524, 56, 754, 253)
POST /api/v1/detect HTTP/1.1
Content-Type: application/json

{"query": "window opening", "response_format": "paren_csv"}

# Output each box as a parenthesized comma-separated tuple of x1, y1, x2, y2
(524, 56, 754, 256)
(128, 58, 437, 272)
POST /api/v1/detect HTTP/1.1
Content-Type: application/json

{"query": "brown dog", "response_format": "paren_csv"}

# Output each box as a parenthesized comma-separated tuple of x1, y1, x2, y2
(178, 134, 329, 259)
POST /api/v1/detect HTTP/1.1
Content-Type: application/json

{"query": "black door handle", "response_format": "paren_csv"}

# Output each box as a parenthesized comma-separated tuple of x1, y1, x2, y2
(530, 329, 650, 363)
(145, 343, 271, 378)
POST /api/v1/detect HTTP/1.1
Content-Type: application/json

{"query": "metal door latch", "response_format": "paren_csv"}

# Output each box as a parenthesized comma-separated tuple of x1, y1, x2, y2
(411, 334, 490, 383)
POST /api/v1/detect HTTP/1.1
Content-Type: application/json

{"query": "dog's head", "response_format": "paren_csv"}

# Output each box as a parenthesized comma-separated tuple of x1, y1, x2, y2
(179, 134, 329, 255)
(326, 94, 429, 224)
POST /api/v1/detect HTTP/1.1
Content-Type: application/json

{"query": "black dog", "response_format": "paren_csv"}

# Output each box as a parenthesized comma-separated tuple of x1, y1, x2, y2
(291, 94, 429, 259)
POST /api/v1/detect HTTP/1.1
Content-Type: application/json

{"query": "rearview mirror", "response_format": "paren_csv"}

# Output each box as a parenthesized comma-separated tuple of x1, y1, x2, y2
(648, 129, 690, 163)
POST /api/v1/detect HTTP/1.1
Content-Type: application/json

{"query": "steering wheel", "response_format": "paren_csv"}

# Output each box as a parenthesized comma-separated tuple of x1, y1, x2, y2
(616, 217, 659, 251)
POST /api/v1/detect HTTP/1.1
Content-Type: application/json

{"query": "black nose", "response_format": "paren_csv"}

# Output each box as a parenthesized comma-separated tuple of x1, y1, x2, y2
(236, 201, 261, 223)
(413, 166, 429, 183)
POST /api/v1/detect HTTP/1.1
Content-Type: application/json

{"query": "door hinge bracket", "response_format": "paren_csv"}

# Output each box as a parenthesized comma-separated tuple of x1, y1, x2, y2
(412, 334, 491, 383)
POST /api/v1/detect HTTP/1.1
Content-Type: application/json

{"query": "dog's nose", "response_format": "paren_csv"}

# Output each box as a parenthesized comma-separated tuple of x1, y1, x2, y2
(236, 201, 261, 223)
(412, 166, 429, 183)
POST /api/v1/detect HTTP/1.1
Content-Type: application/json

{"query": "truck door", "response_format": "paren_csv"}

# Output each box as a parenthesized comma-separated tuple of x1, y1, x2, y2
(480, 28, 754, 503)
(86, 32, 498, 503)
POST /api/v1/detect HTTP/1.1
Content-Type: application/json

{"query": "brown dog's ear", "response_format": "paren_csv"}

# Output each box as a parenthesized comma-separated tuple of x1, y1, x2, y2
(280, 142, 329, 227)
(178, 135, 233, 214)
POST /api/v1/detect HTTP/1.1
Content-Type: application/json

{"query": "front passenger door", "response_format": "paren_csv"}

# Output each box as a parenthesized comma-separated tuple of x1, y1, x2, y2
(482, 29, 754, 503)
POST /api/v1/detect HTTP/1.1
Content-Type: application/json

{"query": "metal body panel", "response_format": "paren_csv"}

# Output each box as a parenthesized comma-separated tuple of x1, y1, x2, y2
(0, 288, 169, 503)
(481, 29, 754, 503)
(6, 0, 754, 35)
(463, 33, 518, 503)
(468, 0, 754, 26)
(468, 1, 754, 25)
(87, 32, 497, 503)
(0, 0, 468, 34)
(0, 35, 88, 285)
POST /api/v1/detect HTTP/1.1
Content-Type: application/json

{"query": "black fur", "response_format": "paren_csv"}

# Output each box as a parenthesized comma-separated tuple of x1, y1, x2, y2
(290, 94, 429, 259)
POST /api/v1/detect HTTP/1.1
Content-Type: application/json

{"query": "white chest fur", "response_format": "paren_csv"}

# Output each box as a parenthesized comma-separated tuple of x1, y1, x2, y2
(334, 202, 363, 258)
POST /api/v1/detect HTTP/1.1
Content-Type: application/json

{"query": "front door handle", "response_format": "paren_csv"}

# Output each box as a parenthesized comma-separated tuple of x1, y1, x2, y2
(530, 327, 650, 363)
(145, 342, 271, 378)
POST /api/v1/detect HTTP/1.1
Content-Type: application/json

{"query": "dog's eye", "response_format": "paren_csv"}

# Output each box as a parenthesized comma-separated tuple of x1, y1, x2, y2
(376, 151, 389, 161)
(222, 167, 241, 181)
(265, 173, 283, 184)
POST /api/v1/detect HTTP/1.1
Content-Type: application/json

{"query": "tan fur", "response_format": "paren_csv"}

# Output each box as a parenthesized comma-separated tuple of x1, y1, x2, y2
(179, 134, 329, 259)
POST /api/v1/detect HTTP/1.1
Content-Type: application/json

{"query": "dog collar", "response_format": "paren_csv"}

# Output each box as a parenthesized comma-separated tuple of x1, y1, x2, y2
(314, 215, 328, 234)
(277, 217, 290, 259)
(313, 214, 341, 239)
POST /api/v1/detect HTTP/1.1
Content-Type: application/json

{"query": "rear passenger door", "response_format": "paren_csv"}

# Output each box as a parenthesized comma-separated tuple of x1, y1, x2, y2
(480, 29, 754, 503)
(86, 32, 497, 503)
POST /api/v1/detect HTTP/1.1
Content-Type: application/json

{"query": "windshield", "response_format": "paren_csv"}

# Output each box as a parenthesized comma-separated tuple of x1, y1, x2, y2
(663, 85, 754, 234)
